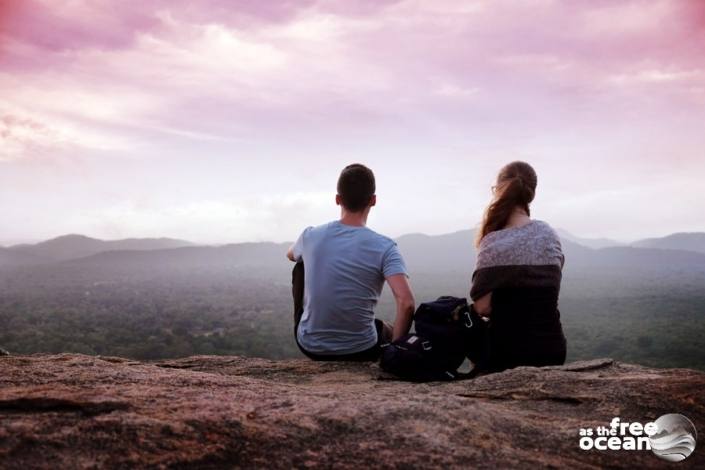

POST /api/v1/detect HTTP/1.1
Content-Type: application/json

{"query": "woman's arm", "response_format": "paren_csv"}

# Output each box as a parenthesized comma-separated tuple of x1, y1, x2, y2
(473, 292, 492, 317)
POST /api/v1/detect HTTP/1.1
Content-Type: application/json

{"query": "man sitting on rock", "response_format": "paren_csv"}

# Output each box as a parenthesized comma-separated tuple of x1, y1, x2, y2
(287, 163, 415, 361)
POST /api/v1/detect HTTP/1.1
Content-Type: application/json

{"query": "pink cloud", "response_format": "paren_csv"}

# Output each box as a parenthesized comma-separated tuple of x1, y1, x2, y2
(1, 0, 704, 161)
(0, 0, 160, 51)
(0, 114, 56, 161)
(1, 2, 704, 243)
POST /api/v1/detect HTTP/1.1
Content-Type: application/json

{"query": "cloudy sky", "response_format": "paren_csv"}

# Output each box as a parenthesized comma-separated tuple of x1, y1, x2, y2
(1, 0, 704, 245)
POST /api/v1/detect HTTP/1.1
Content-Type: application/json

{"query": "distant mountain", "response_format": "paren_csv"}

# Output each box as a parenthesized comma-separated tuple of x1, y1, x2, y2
(0, 247, 48, 267)
(632, 233, 705, 254)
(396, 229, 705, 273)
(556, 229, 624, 250)
(63, 230, 602, 276)
(67, 242, 290, 271)
(7, 234, 195, 262)
(396, 230, 476, 273)
(576, 246, 705, 268)
(3, 230, 705, 274)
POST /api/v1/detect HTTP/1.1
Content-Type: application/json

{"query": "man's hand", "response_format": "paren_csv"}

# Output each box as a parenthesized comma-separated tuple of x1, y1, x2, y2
(386, 274, 415, 341)
(286, 245, 296, 262)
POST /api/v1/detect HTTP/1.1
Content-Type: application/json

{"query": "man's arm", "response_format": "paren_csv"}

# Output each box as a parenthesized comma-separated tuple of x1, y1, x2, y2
(386, 274, 415, 341)
(287, 228, 310, 262)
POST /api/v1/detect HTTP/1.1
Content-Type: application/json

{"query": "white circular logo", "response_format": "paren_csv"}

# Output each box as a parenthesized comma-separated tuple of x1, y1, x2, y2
(649, 413, 697, 462)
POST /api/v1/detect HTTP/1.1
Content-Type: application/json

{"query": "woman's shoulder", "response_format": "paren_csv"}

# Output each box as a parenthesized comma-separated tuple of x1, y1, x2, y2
(529, 220, 561, 240)
(476, 219, 563, 268)
(480, 219, 556, 244)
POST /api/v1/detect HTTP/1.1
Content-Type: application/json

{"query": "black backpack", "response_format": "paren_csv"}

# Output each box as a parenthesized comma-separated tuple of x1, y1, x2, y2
(380, 296, 489, 382)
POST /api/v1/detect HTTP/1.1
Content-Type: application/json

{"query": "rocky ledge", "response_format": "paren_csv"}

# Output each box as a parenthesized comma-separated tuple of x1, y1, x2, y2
(0, 354, 703, 469)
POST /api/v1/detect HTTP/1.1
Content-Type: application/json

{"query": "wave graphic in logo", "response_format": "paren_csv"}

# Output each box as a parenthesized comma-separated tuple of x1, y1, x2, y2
(649, 414, 697, 462)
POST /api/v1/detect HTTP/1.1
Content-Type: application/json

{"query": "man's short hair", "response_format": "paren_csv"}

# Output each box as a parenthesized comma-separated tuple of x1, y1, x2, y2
(337, 164, 376, 212)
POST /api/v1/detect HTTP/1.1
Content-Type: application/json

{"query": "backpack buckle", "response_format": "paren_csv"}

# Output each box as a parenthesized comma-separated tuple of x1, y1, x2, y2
(464, 310, 473, 328)
(422, 340, 432, 351)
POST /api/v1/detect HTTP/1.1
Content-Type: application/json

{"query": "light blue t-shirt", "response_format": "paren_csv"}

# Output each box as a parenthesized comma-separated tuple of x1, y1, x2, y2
(291, 220, 408, 355)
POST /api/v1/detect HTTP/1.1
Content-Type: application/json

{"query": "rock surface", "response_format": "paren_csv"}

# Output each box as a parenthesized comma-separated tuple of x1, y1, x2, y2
(0, 354, 703, 469)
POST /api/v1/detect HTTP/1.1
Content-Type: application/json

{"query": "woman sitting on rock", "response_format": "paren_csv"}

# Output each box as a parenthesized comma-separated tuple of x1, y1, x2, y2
(470, 161, 567, 372)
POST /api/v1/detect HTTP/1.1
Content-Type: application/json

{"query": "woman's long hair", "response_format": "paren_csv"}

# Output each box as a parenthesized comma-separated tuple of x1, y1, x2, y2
(475, 161, 537, 247)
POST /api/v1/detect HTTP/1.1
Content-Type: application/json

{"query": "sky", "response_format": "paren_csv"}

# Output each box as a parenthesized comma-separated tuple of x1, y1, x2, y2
(1, 0, 704, 245)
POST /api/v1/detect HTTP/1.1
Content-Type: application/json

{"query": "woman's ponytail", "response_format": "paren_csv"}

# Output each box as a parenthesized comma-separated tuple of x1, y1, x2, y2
(476, 162, 537, 247)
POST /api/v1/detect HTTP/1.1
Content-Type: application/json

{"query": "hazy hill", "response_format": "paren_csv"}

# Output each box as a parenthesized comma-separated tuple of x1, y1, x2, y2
(578, 246, 705, 267)
(0, 247, 47, 267)
(395, 229, 601, 273)
(556, 228, 624, 249)
(633, 232, 705, 254)
(67, 242, 290, 271)
(396, 230, 476, 273)
(49, 230, 602, 275)
(3, 230, 705, 274)
(398, 229, 705, 273)
(8, 234, 194, 262)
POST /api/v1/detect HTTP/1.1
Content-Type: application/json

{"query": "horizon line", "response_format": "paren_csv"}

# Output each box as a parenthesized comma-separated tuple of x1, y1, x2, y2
(3, 228, 705, 249)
